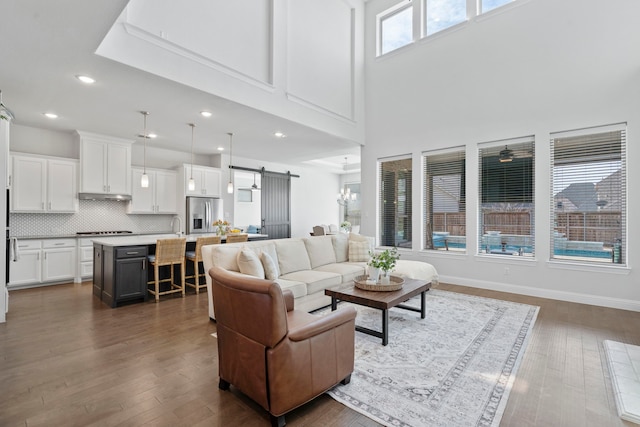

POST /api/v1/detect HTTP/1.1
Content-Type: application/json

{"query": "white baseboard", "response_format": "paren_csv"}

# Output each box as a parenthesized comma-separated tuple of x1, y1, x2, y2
(438, 275, 640, 312)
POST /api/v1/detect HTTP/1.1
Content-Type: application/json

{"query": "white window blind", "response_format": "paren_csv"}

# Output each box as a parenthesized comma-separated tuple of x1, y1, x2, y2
(550, 124, 626, 265)
(423, 148, 466, 251)
(379, 157, 412, 248)
(478, 137, 535, 256)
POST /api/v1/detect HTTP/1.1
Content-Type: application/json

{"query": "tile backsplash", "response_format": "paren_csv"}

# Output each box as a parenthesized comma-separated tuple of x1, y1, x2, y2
(10, 200, 175, 237)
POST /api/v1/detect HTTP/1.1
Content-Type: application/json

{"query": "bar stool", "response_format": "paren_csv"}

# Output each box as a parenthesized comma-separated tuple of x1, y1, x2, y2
(147, 237, 186, 302)
(225, 233, 249, 243)
(185, 235, 221, 294)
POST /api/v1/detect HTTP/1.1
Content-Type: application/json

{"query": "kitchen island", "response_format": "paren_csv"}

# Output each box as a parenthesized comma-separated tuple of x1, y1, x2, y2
(92, 233, 268, 307)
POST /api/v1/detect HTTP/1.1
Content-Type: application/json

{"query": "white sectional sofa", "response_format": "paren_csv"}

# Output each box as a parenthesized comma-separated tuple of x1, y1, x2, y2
(202, 233, 438, 320)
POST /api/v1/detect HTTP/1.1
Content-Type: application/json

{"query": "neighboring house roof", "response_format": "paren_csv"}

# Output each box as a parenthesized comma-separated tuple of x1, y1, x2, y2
(554, 169, 621, 212)
(555, 182, 598, 212)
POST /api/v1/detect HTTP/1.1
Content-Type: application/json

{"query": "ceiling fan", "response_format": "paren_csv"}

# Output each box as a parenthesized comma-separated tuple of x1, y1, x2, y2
(498, 145, 533, 163)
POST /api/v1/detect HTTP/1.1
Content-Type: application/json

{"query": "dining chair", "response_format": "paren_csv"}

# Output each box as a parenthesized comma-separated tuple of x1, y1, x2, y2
(225, 233, 249, 243)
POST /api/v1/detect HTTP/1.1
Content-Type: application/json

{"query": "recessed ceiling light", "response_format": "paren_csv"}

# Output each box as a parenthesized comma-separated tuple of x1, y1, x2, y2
(44, 112, 58, 119)
(274, 132, 286, 138)
(76, 75, 96, 84)
(217, 146, 224, 151)
(137, 133, 157, 139)
(200, 111, 212, 118)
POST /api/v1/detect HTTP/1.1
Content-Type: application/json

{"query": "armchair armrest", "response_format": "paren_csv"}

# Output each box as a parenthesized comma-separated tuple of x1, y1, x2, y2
(288, 307, 356, 342)
(283, 289, 294, 312)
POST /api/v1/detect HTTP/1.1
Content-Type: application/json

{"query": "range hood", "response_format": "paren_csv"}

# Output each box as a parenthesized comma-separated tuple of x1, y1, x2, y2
(78, 193, 132, 201)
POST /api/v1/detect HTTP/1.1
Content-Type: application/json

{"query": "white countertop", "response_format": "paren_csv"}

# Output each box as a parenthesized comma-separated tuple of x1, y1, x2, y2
(90, 233, 268, 247)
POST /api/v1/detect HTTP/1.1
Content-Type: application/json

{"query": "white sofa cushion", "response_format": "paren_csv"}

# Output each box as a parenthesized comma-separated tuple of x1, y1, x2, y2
(261, 252, 279, 280)
(348, 240, 370, 262)
(237, 248, 265, 279)
(304, 236, 337, 268)
(332, 234, 349, 263)
(349, 232, 375, 250)
(275, 239, 311, 275)
(314, 263, 365, 283)
(211, 245, 242, 272)
(274, 278, 307, 298)
(279, 270, 342, 295)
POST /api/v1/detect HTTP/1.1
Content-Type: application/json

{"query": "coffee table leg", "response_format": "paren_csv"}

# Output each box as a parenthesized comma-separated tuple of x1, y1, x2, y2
(331, 296, 337, 311)
(420, 291, 426, 319)
(382, 309, 389, 346)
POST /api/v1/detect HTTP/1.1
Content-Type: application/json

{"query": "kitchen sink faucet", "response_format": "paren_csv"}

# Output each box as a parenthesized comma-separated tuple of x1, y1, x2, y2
(171, 216, 183, 235)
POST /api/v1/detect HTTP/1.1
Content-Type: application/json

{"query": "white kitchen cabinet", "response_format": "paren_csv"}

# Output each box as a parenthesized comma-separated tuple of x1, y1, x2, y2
(77, 131, 132, 195)
(78, 238, 94, 279)
(9, 239, 76, 287)
(9, 240, 42, 286)
(11, 154, 77, 213)
(183, 165, 221, 197)
(128, 168, 177, 214)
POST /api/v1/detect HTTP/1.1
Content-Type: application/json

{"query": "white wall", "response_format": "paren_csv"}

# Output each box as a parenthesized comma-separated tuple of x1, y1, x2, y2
(363, 0, 640, 310)
(97, 0, 366, 145)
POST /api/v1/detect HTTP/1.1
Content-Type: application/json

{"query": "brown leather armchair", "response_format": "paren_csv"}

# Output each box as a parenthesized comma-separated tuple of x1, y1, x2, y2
(209, 266, 357, 427)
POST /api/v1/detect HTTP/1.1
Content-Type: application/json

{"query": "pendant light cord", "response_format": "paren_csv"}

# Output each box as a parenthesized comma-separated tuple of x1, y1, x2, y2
(142, 112, 148, 174)
(189, 123, 195, 179)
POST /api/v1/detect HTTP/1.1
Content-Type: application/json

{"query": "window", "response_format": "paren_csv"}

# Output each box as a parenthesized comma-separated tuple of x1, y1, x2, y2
(480, 0, 513, 14)
(341, 182, 361, 229)
(478, 137, 535, 256)
(425, 0, 467, 36)
(550, 124, 626, 265)
(378, 1, 413, 55)
(379, 157, 412, 248)
(424, 148, 466, 251)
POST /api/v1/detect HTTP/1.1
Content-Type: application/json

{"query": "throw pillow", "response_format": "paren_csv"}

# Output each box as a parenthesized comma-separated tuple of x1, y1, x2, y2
(237, 248, 265, 279)
(275, 239, 311, 275)
(261, 252, 279, 280)
(332, 233, 349, 262)
(304, 236, 337, 268)
(348, 240, 370, 262)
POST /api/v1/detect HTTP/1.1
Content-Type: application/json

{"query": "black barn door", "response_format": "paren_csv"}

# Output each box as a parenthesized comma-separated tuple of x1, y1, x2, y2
(261, 170, 291, 239)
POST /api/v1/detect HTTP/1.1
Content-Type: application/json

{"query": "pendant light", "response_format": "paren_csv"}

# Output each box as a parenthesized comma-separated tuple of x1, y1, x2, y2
(140, 111, 150, 188)
(251, 173, 260, 191)
(227, 132, 234, 194)
(188, 123, 196, 191)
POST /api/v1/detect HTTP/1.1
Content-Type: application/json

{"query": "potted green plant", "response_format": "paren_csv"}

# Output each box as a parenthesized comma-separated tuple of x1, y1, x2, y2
(367, 247, 399, 283)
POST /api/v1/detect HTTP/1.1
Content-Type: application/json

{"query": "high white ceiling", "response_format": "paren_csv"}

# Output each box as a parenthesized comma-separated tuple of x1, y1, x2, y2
(0, 0, 361, 172)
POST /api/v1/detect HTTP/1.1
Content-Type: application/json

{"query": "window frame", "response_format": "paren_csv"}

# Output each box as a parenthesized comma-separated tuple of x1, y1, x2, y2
(378, 155, 413, 249)
(377, 0, 414, 56)
(423, 147, 466, 252)
(549, 123, 627, 266)
(477, 136, 535, 257)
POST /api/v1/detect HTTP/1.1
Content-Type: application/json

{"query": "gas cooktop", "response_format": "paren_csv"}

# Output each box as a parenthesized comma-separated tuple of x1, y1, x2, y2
(76, 231, 133, 236)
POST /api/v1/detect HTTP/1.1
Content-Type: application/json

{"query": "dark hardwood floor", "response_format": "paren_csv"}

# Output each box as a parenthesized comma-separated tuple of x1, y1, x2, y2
(1, 281, 638, 426)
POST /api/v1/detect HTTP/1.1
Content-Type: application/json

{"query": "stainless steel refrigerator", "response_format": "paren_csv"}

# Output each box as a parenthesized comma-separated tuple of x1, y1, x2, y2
(186, 196, 222, 234)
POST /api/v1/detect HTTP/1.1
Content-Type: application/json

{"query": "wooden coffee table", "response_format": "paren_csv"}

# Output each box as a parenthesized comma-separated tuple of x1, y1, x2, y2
(325, 278, 431, 346)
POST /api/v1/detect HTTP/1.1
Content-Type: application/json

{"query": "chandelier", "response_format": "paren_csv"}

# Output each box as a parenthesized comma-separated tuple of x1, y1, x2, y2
(337, 187, 356, 206)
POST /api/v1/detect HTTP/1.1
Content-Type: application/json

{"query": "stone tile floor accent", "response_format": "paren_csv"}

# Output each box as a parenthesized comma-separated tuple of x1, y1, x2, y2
(604, 340, 640, 424)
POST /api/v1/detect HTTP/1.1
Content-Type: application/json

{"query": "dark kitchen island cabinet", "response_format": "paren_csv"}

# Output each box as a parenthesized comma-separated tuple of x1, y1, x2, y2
(95, 244, 148, 308)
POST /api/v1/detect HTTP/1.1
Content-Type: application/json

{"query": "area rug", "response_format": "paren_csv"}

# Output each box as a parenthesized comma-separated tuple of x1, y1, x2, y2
(325, 289, 539, 427)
